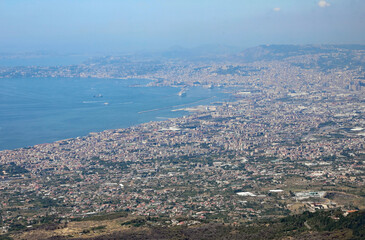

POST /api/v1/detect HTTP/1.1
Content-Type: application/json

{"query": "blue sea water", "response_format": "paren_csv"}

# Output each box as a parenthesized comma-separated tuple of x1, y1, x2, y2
(0, 55, 90, 67)
(0, 77, 228, 151)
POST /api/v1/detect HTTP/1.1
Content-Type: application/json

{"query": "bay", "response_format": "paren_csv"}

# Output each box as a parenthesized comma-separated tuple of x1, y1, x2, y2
(0, 55, 89, 67)
(0, 77, 228, 151)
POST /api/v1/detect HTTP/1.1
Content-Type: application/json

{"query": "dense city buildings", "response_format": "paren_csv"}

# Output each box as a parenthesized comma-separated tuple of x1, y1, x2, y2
(0, 45, 364, 239)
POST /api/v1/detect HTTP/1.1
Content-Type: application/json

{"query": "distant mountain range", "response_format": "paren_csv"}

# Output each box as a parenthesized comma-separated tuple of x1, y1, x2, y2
(237, 44, 365, 62)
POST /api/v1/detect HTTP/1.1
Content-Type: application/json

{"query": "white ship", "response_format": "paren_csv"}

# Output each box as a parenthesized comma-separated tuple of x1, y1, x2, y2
(178, 89, 187, 97)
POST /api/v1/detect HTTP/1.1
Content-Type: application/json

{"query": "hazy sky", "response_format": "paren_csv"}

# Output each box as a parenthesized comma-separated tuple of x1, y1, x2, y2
(0, 0, 364, 53)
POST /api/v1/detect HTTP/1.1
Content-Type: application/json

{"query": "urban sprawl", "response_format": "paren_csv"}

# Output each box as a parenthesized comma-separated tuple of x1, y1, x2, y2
(0, 45, 364, 234)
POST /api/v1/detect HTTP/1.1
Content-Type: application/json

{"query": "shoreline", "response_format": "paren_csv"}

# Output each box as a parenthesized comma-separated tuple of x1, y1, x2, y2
(137, 96, 216, 114)
(0, 79, 230, 152)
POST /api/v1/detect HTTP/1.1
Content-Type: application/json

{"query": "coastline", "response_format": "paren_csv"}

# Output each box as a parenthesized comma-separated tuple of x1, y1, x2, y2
(0, 77, 229, 151)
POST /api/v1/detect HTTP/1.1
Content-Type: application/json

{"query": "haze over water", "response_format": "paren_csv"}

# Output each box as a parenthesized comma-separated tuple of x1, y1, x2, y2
(0, 77, 228, 151)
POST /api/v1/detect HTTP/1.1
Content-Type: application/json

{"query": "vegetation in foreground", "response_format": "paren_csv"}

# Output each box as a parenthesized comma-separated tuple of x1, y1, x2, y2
(3, 209, 364, 240)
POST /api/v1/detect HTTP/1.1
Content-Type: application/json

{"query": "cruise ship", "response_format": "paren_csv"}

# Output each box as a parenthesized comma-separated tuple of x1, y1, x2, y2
(178, 89, 187, 97)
